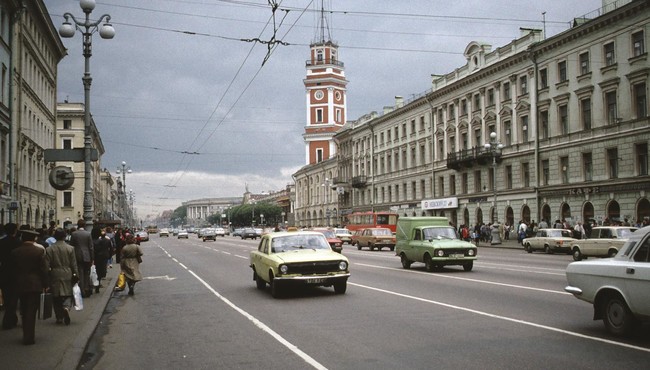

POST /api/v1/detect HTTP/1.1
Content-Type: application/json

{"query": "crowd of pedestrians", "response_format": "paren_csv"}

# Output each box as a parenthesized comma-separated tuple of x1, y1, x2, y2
(0, 220, 143, 345)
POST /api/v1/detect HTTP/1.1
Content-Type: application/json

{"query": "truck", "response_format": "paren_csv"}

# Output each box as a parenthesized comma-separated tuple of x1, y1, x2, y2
(395, 217, 477, 272)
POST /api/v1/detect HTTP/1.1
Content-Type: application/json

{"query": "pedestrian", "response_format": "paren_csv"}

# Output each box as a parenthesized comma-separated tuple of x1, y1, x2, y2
(45, 228, 78, 325)
(91, 227, 110, 294)
(11, 227, 48, 345)
(120, 234, 143, 296)
(105, 227, 116, 269)
(69, 220, 94, 298)
(0, 223, 21, 330)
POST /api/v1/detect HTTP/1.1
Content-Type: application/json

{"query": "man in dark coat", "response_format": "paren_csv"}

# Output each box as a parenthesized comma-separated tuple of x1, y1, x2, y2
(0, 223, 21, 330)
(11, 227, 48, 345)
(45, 229, 78, 325)
(69, 220, 94, 297)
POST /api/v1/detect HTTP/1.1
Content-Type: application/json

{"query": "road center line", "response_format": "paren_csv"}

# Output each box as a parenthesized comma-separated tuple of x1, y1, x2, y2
(354, 262, 569, 295)
(349, 282, 650, 353)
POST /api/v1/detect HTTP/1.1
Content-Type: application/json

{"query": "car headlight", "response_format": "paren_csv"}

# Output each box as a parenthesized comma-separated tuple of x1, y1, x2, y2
(436, 249, 445, 257)
(279, 265, 289, 274)
(339, 261, 348, 271)
(468, 249, 475, 256)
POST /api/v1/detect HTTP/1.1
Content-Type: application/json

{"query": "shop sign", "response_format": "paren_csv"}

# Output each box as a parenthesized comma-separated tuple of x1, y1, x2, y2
(421, 197, 458, 210)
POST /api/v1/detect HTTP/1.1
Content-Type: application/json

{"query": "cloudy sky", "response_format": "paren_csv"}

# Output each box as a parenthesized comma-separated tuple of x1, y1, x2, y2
(43, 0, 601, 219)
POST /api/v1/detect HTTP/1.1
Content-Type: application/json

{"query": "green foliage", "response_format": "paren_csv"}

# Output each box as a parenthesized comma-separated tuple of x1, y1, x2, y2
(220, 202, 283, 228)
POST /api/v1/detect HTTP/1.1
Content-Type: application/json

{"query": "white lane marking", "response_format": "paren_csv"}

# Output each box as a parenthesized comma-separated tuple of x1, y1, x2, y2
(221, 251, 232, 255)
(143, 275, 177, 281)
(475, 263, 565, 276)
(157, 245, 326, 369)
(354, 263, 569, 295)
(350, 282, 650, 354)
(234, 255, 248, 259)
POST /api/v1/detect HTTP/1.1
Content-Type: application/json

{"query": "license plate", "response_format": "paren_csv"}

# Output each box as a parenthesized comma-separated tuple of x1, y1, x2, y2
(306, 278, 326, 284)
(450, 254, 465, 258)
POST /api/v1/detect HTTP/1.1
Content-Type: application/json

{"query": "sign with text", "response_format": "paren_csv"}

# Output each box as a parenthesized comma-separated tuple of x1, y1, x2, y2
(421, 197, 458, 210)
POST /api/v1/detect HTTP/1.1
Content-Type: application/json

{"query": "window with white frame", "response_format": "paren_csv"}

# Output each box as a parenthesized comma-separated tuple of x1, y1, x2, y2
(539, 68, 548, 89)
(632, 30, 645, 57)
(520, 75, 528, 95)
(604, 42, 616, 66)
(316, 108, 323, 122)
(605, 90, 618, 124)
(579, 52, 590, 75)
(316, 148, 323, 163)
(583, 152, 593, 181)
(63, 191, 72, 207)
(62, 138, 72, 149)
(558, 60, 567, 82)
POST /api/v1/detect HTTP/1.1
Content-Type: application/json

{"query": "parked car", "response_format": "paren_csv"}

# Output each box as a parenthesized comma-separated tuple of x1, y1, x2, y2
(136, 231, 149, 242)
(355, 227, 396, 251)
(214, 227, 226, 237)
(312, 228, 343, 253)
(395, 217, 477, 272)
(232, 228, 244, 237)
(241, 228, 258, 240)
(202, 229, 217, 242)
(159, 228, 170, 237)
(570, 226, 638, 261)
(249, 231, 350, 298)
(172, 228, 179, 236)
(565, 226, 650, 336)
(334, 228, 352, 244)
(177, 229, 189, 239)
(523, 228, 576, 254)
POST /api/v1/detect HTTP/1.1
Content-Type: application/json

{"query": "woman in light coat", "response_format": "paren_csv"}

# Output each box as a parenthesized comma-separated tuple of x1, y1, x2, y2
(120, 234, 143, 295)
(45, 229, 78, 325)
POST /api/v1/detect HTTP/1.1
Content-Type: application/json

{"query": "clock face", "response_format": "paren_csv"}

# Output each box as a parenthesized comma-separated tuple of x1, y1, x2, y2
(335, 91, 342, 101)
(314, 90, 324, 100)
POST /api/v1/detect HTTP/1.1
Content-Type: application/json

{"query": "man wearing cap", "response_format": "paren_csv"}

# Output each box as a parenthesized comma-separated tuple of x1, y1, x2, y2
(11, 227, 48, 345)
(69, 220, 94, 298)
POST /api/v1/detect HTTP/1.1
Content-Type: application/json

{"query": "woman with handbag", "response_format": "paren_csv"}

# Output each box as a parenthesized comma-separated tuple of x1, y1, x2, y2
(45, 229, 78, 326)
(119, 234, 143, 296)
(91, 228, 110, 294)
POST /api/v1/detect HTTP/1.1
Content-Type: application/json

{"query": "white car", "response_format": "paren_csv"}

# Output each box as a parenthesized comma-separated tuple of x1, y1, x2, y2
(569, 226, 638, 261)
(214, 227, 226, 237)
(565, 226, 650, 336)
(177, 229, 189, 239)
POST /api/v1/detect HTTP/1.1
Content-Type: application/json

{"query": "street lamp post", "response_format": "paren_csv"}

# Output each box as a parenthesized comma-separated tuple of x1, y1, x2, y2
(322, 178, 331, 226)
(59, 0, 115, 228)
(116, 161, 132, 226)
(251, 200, 256, 227)
(484, 132, 504, 224)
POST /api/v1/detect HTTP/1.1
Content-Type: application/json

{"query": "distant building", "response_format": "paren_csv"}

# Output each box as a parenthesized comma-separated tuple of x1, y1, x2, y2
(183, 197, 242, 226)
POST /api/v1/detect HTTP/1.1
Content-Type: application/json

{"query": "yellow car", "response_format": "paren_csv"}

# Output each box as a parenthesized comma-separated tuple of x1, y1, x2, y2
(249, 231, 350, 298)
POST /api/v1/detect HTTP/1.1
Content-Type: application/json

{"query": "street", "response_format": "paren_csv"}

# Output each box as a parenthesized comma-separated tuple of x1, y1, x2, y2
(82, 235, 650, 369)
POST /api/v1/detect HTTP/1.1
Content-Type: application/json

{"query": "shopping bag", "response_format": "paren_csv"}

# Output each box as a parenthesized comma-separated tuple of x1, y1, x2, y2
(73, 283, 83, 311)
(114, 272, 126, 291)
(38, 292, 53, 320)
(90, 265, 99, 287)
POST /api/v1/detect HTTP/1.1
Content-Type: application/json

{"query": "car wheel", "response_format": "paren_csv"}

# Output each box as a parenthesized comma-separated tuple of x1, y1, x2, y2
(254, 271, 266, 290)
(572, 248, 583, 261)
(269, 272, 281, 298)
(608, 249, 618, 258)
(377, 246, 382, 251)
(424, 254, 435, 272)
(463, 261, 473, 271)
(525, 243, 533, 253)
(369, 244, 374, 251)
(400, 254, 411, 269)
(602, 294, 637, 336)
(544, 245, 553, 254)
(333, 281, 347, 294)
(390, 246, 395, 252)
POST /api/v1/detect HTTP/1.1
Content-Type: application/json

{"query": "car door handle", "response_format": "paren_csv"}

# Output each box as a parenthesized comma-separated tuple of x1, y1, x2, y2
(626, 268, 635, 274)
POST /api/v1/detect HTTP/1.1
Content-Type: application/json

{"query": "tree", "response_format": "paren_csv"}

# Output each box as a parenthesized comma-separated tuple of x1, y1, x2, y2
(171, 205, 187, 227)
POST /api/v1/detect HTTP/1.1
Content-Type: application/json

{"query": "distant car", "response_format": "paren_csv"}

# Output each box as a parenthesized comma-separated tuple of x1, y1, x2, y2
(177, 229, 189, 239)
(202, 229, 216, 242)
(254, 228, 263, 237)
(523, 228, 576, 254)
(570, 226, 639, 261)
(136, 231, 149, 242)
(334, 228, 352, 244)
(241, 228, 258, 240)
(356, 227, 396, 251)
(565, 226, 650, 336)
(249, 231, 350, 298)
(350, 229, 365, 246)
(214, 227, 226, 237)
(312, 228, 343, 253)
(232, 228, 244, 237)
(172, 229, 179, 236)
(159, 228, 169, 237)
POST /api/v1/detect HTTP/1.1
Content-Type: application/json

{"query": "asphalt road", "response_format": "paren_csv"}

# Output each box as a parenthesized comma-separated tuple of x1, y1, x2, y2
(82, 234, 650, 369)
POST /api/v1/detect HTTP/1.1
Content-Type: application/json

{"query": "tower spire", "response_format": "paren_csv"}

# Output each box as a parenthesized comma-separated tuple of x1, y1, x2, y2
(315, 0, 331, 44)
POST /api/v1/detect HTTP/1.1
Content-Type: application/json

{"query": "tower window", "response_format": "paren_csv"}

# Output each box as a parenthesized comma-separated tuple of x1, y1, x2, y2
(316, 149, 323, 163)
(316, 109, 323, 123)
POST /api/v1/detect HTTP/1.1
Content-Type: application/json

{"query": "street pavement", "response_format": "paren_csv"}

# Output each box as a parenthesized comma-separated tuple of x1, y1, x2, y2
(0, 237, 523, 369)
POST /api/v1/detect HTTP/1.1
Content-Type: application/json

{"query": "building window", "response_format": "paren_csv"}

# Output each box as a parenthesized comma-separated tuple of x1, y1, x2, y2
(411, 181, 417, 200)
(474, 170, 482, 193)
(558, 105, 568, 135)
(487, 88, 494, 106)
(387, 129, 391, 142)
(411, 119, 415, 134)
(474, 94, 481, 110)
(395, 184, 400, 201)
(519, 75, 527, 95)
(394, 127, 399, 141)
(335, 108, 342, 123)
(560, 156, 569, 184)
(539, 111, 548, 139)
(579, 52, 590, 75)
(503, 82, 510, 100)
(583, 152, 593, 181)
(634, 82, 647, 118)
(62, 138, 72, 149)
(316, 108, 323, 122)
(448, 104, 455, 120)
(558, 60, 567, 82)
(504, 120, 512, 146)
(63, 191, 72, 207)
(605, 90, 617, 124)
(402, 149, 407, 170)
(450, 175, 456, 195)
(539, 68, 548, 89)
(461, 173, 468, 194)
(316, 148, 323, 163)
(63, 119, 72, 129)
(420, 144, 426, 166)
(637, 143, 648, 176)
(461, 99, 468, 116)
(411, 147, 416, 166)
(402, 123, 407, 138)
(580, 98, 591, 130)
(505, 165, 512, 189)
(522, 162, 530, 188)
(520, 115, 529, 142)
(438, 177, 444, 196)
(604, 42, 616, 66)
(420, 116, 425, 131)
(542, 160, 549, 186)
(632, 30, 645, 57)
(607, 148, 618, 179)
(387, 153, 391, 172)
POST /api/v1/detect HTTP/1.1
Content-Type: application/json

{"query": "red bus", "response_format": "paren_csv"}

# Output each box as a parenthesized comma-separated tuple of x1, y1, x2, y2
(345, 211, 399, 233)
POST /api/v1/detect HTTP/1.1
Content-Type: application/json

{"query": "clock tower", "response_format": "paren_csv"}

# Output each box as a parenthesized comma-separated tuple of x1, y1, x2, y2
(303, 6, 347, 165)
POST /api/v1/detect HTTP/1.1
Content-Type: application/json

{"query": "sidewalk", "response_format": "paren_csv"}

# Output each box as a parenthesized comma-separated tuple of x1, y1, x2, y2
(475, 236, 523, 249)
(0, 266, 117, 370)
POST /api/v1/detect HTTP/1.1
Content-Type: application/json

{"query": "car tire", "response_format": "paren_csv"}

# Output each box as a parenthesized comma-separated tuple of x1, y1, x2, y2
(390, 246, 395, 251)
(333, 281, 347, 294)
(525, 243, 533, 253)
(608, 249, 618, 258)
(602, 294, 637, 336)
(400, 254, 411, 269)
(463, 261, 473, 272)
(544, 245, 553, 254)
(270, 272, 281, 299)
(572, 248, 583, 261)
(254, 271, 266, 290)
(424, 254, 435, 272)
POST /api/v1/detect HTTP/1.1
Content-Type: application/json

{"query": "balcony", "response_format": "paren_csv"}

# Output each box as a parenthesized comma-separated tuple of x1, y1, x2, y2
(305, 59, 345, 68)
(351, 175, 367, 188)
(447, 146, 502, 171)
(332, 177, 348, 186)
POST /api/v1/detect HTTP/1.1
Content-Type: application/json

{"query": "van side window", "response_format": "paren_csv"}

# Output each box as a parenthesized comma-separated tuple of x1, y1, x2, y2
(414, 229, 421, 240)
